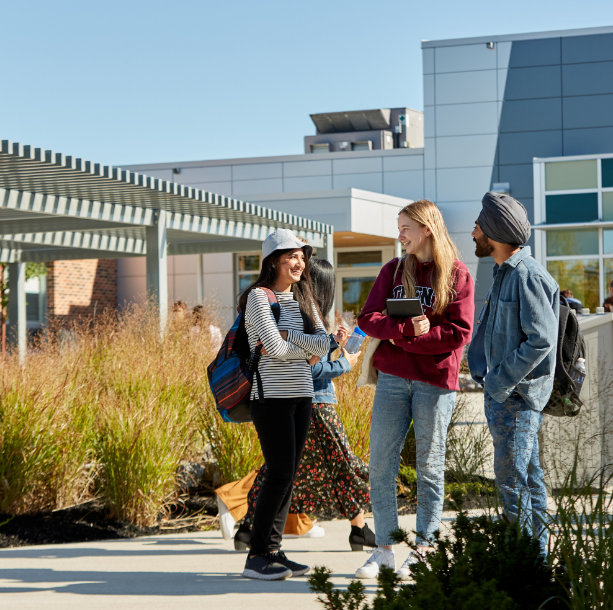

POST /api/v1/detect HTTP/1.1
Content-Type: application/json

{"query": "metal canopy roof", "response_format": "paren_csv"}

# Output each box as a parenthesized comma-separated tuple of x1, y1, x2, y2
(0, 140, 332, 262)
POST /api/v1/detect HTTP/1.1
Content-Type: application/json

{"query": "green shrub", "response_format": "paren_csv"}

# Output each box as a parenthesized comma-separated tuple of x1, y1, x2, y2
(309, 512, 568, 610)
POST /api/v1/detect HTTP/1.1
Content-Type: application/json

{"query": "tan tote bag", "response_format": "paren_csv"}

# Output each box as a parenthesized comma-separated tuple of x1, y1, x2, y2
(357, 256, 404, 389)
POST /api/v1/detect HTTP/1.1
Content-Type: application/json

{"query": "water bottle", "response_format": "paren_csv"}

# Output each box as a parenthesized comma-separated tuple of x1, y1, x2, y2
(345, 327, 366, 354)
(570, 357, 586, 396)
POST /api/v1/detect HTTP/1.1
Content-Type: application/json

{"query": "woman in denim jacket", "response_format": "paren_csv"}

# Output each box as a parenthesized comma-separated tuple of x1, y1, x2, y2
(222, 258, 377, 552)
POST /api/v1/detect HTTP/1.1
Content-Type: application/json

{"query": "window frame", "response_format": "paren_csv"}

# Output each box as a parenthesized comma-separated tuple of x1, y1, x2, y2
(535, 153, 613, 308)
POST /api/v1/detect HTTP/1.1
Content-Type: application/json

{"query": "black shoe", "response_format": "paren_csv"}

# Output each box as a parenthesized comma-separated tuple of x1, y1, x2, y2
(269, 550, 310, 577)
(349, 524, 377, 551)
(242, 553, 292, 580)
(234, 525, 251, 552)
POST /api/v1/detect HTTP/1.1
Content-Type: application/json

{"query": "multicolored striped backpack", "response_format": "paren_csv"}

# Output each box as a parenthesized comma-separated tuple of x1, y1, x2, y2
(207, 288, 280, 423)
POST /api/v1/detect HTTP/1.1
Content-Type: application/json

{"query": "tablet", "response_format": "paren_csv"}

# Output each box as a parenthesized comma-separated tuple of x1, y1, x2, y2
(386, 298, 424, 318)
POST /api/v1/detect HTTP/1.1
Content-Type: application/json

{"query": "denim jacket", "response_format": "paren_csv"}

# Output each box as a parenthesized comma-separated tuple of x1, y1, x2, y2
(467, 247, 559, 411)
(311, 336, 351, 404)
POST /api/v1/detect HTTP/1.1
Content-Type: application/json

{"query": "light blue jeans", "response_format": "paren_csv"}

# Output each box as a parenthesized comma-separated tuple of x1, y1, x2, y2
(370, 372, 456, 546)
(484, 391, 549, 555)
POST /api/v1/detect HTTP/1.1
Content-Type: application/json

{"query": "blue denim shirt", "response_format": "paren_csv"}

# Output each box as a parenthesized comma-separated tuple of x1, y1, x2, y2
(467, 247, 559, 411)
(311, 336, 351, 404)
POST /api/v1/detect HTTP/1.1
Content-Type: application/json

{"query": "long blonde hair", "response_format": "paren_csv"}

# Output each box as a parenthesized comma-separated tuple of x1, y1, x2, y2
(399, 200, 459, 316)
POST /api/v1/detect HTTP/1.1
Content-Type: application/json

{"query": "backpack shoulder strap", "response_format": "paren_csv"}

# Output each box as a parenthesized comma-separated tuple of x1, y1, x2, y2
(256, 287, 281, 323)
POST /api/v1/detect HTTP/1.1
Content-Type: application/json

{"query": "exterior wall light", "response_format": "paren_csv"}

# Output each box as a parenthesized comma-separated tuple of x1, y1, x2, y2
(486, 42, 495, 49)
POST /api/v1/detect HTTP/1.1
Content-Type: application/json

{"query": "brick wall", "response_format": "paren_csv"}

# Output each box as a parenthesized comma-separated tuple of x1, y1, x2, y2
(46, 259, 117, 323)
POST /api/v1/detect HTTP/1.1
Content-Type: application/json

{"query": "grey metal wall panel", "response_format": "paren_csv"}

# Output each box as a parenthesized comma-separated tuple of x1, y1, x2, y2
(498, 130, 563, 165)
(424, 137, 436, 169)
(435, 70, 498, 105)
(232, 163, 283, 180)
(562, 32, 613, 64)
(178, 165, 232, 183)
(508, 38, 561, 67)
(498, 98, 562, 133)
(503, 66, 562, 100)
(562, 94, 613, 129)
(424, 106, 435, 138)
(436, 102, 498, 136)
(383, 170, 424, 200)
(332, 157, 382, 175)
(382, 155, 424, 172)
(332, 172, 383, 192)
(283, 175, 333, 192)
(232, 178, 284, 196)
(520, 197, 535, 223)
(424, 75, 435, 105)
(282, 159, 332, 177)
(497, 42, 512, 70)
(436, 134, 498, 169)
(497, 164, 534, 199)
(563, 126, 613, 155)
(562, 61, 613, 96)
(435, 44, 497, 73)
(436, 167, 493, 202)
(423, 48, 434, 74)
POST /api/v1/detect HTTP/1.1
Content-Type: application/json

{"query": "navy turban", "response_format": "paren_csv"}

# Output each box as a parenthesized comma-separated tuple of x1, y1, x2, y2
(478, 191, 531, 245)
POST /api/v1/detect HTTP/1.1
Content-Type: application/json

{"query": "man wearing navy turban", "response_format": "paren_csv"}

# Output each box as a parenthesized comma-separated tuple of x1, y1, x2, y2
(467, 191, 559, 557)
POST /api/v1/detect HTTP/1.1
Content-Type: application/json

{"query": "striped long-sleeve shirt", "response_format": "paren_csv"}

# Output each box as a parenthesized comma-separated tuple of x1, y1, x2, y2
(245, 288, 329, 399)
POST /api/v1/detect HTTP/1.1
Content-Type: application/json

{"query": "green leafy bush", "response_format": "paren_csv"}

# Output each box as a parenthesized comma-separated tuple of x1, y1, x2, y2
(309, 512, 567, 610)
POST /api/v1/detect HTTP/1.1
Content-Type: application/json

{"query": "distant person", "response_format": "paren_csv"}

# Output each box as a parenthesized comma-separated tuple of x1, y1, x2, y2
(560, 289, 582, 312)
(468, 192, 559, 557)
(238, 229, 329, 581)
(603, 280, 613, 312)
(192, 304, 223, 350)
(354, 200, 474, 581)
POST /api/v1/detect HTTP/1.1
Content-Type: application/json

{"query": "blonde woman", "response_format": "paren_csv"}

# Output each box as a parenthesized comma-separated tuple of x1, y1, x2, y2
(354, 200, 475, 581)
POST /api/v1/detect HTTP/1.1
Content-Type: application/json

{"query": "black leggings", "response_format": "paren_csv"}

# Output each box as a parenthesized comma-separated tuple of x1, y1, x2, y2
(249, 397, 312, 555)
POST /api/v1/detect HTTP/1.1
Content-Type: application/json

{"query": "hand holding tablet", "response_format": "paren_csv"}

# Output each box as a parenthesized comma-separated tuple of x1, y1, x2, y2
(386, 298, 430, 338)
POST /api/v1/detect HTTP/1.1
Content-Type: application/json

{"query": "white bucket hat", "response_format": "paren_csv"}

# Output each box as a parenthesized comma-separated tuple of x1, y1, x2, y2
(262, 228, 313, 260)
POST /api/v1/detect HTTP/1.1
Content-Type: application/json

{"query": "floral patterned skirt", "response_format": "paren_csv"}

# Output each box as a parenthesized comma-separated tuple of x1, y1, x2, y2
(245, 403, 370, 523)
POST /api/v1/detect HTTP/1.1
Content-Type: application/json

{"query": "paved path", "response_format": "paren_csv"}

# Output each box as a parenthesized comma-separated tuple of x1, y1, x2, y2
(0, 512, 468, 610)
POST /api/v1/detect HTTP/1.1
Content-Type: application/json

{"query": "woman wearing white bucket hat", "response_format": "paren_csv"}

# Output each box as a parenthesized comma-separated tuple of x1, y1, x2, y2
(239, 229, 329, 581)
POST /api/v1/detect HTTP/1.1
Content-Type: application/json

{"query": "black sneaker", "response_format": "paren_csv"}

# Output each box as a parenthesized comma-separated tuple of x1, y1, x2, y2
(349, 523, 377, 551)
(242, 553, 292, 580)
(269, 550, 310, 577)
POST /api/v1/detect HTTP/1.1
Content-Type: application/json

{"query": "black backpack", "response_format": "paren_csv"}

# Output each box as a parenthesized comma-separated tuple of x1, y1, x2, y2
(543, 296, 586, 417)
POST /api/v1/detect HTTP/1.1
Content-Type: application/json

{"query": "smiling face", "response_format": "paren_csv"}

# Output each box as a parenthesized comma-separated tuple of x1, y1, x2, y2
(472, 221, 494, 258)
(274, 248, 306, 287)
(397, 212, 432, 257)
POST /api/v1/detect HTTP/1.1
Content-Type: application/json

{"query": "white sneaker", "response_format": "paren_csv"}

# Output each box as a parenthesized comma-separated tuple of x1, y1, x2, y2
(354, 547, 395, 579)
(284, 525, 325, 539)
(216, 494, 235, 541)
(397, 550, 427, 581)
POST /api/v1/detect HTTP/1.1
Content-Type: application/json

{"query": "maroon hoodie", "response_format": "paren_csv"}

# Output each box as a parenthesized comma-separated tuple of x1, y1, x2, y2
(357, 257, 475, 391)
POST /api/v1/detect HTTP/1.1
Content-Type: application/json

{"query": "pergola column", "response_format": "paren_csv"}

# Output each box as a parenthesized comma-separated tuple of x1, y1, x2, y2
(8, 261, 26, 362)
(146, 209, 168, 332)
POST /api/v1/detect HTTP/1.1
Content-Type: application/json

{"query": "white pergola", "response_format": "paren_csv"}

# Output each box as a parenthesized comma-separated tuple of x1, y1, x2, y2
(0, 140, 333, 359)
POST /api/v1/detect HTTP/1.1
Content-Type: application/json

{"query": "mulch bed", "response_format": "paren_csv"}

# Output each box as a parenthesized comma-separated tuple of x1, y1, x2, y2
(0, 496, 218, 548)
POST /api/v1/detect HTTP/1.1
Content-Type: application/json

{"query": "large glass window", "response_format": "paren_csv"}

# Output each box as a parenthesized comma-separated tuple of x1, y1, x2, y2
(545, 193, 598, 224)
(547, 230, 598, 257)
(237, 254, 261, 295)
(542, 156, 613, 310)
(602, 158, 613, 189)
(337, 251, 382, 267)
(342, 277, 377, 319)
(545, 159, 598, 191)
(547, 259, 600, 311)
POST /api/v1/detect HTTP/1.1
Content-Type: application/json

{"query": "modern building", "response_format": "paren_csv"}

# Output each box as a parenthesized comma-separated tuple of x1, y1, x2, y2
(125, 24, 613, 321)
(8, 24, 613, 329)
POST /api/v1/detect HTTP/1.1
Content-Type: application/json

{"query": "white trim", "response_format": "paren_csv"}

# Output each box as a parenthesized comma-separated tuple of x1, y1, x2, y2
(535, 152, 613, 164)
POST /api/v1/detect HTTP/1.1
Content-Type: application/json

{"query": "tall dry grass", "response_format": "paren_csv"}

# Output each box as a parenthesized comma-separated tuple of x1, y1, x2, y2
(0, 303, 222, 525)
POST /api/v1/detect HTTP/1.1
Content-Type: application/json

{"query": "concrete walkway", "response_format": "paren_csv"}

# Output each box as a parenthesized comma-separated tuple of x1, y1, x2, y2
(0, 512, 467, 610)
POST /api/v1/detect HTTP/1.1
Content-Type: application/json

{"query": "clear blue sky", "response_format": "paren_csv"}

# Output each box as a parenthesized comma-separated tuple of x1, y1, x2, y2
(2, 0, 613, 166)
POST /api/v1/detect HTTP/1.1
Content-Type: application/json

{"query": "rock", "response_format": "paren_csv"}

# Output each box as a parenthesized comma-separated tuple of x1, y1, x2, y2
(176, 461, 207, 492)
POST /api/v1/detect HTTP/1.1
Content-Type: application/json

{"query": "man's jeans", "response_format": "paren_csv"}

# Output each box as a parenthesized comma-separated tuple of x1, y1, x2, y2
(370, 372, 456, 546)
(484, 391, 549, 555)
